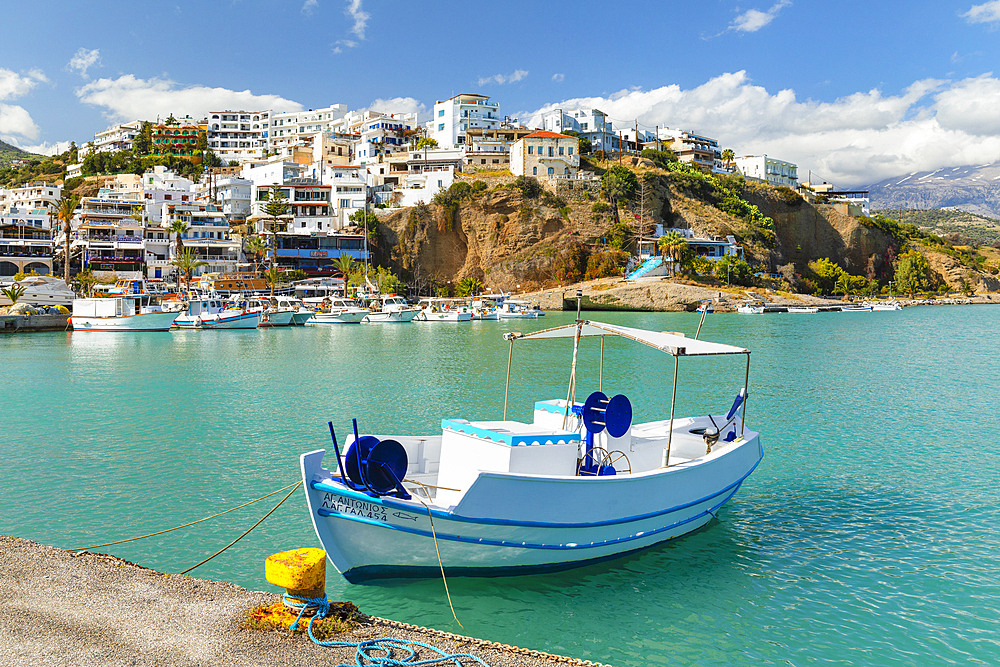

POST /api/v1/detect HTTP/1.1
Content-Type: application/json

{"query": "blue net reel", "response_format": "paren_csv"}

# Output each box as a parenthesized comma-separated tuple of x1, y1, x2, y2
(330, 419, 411, 499)
(579, 391, 632, 476)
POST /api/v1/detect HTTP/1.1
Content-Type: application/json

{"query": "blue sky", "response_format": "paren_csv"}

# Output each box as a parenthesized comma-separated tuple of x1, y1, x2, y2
(2, 0, 1000, 186)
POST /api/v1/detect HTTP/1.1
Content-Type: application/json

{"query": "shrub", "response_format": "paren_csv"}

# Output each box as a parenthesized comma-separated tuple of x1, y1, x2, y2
(472, 180, 488, 192)
(512, 176, 543, 199)
(592, 202, 610, 214)
(585, 249, 630, 281)
(714, 255, 755, 286)
(63, 177, 85, 191)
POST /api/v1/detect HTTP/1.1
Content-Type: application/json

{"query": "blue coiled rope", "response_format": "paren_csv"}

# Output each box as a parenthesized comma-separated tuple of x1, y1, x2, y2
(284, 594, 490, 667)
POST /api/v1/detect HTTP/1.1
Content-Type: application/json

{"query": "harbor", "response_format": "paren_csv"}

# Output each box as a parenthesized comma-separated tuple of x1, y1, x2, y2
(2, 305, 997, 666)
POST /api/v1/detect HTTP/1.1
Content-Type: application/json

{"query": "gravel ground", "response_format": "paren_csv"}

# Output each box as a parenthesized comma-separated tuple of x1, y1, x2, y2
(0, 536, 607, 667)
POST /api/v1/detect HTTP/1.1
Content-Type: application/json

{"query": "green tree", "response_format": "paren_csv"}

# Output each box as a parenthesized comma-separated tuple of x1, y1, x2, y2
(657, 231, 687, 276)
(262, 186, 290, 265)
(133, 122, 153, 156)
(171, 248, 207, 297)
(262, 266, 284, 298)
(807, 258, 847, 295)
(165, 113, 178, 126)
(196, 131, 208, 153)
(835, 274, 851, 300)
(455, 276, 484, 297)
(72, 268, 99, 296)
(333, 254, 356, 276)
(894, 251, 933, 297)
(349, 209, 379, 248)
(601, 165, 638, 226)
(714, 254, 755, 286)
(640, 148, 678, 170)
(415, 137, 438, 150)
(56, 195, 80, 284)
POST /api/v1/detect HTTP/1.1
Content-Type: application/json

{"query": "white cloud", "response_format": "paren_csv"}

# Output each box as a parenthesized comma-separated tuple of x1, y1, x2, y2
(76, 74, 304, 122)
(68, 48, 101, 78)
(963, 0, 1000, 24)
(347, 0, 368, 38)
(730, 0, 791, 33)
(552, 73, 565, 83)
(477, 70, 529, 86)
(302, 0, 318, 14)
(367, 97, 428, 120)
(526, 70, 1000, 187)
(0, 68, 46, 141)
(5, 139, 71, 156)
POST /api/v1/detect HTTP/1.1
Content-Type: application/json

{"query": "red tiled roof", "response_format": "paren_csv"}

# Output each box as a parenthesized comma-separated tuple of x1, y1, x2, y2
(524, 131, 574, 140)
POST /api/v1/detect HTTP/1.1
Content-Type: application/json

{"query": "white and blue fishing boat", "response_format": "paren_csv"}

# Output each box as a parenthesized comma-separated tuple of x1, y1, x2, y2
(301, 303, 763, 583)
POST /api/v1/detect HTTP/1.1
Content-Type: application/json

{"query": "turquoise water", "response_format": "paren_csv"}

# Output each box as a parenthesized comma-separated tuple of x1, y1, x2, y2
(2, 306, 999, 666)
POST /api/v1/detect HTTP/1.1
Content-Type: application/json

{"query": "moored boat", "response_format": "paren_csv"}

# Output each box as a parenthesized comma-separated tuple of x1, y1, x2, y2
(786, 306, 819, 314)
(302, 315, 763, 583)
(414, 298, 473, 322)
(361, 295, 419, 323)
(736, 304, 765, 314)
(841, 305, 872, 312)
(70, 297, 178, 332)
(308, 297, 369, 324)
(173, 298, 261, 329)
(497, 299, 540, 319)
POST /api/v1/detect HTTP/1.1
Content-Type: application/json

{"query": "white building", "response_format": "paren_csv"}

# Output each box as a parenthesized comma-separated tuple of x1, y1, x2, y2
(206, 110, 271, 163)
(145, 203, 238, 280)
(79, 121, 143, 158)
(659, 129, 723, 172)
(537, 108, 621, 154)
(429, 94, 501, 148)
(807, 182, 870, 216)
(0, 207, 56, 276)
(196, 175, 253, 223)
(351, 110, 419, 164)
(510, 132, 580, 180)
(2, 182, 63, 213)
(269, 104, 349, 153)
(734, 155, 798, 187)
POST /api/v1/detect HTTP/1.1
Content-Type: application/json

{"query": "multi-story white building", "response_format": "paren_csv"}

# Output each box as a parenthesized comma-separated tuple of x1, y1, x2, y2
(537, 108, 621, 154)
(206, 110, 270, 163)
(269, 104, 349, 153)
(806, 182, 870, 216)
(429, 94, 501, 148)
(511, 132, 580, 180)
(196, 175, 253, 224)
(74, 197, 146, 276)
(659, 129, 723, 172)
(145, 203, 238, 280)
(734, 155, 798, 187)
(0, 207, 56, 276)
(350, 110, 419, 164)
(79, 121, 143, 158)
(2, 182, 63, 213)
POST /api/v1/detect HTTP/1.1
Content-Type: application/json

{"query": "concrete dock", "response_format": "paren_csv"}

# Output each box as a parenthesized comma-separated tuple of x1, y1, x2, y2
(0, 314, 69, 333)
(0, 536, 608, 667)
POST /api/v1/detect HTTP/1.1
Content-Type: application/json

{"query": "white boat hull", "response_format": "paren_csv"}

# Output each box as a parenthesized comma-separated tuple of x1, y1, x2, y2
(301, 432, 762, 583)
(70, 311, 179, 332)
(497, 311, 539, 320)
(261, 310, 296, 326)
(310, 309, 368, 324)
(362, 309, 419, 323)
(174, 311, 261, 329)
(415, 311, 473, 322)
(291, 311, 314, 325)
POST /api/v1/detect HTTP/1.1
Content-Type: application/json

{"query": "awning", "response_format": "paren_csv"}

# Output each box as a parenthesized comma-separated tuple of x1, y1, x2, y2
(504, 320, 748, 357)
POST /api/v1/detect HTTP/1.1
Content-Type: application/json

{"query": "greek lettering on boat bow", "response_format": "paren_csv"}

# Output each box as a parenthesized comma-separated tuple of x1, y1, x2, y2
(321, 493, 388, 522)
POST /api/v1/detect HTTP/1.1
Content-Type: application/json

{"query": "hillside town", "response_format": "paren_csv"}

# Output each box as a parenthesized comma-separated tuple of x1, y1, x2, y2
(0, 93, 873, 285)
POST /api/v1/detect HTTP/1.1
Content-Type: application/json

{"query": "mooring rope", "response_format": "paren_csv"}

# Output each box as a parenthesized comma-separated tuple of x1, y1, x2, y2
(285, 593, 489, 667)
(405, 480, 463, 630)
(67, 481, 301, 553)
(178, 481, 302, 575)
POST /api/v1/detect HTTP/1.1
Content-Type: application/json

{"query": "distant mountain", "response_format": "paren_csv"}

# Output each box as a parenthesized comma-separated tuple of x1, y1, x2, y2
(866, 162, 1000, 219)
(0, 139, 41, 168)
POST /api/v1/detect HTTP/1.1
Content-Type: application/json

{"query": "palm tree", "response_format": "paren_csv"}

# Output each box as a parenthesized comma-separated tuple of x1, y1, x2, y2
(168, 220, 189, 258)
(262, 266, 283, 298)
(1, 284, 27, 307)
(835, 275, 851, 300)
(455, 276, 484, 297)
(244, 235, 267, 275)
(171, 248, 208, 298)
(333, 255, 356, 277)
(56, 195, 80, 285)
(658, 231, 687, 277)
(721, 149, 735, 171)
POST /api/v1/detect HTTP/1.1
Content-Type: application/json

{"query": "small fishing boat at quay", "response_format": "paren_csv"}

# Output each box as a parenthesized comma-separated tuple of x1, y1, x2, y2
(273, 296, 315, 325)
(361, 295, 420, 323)
(70, 296, 178, 332)
(414, 298, 473, 322)
(868, 301, 902, 311)
(308, 297, 369, 324)
(786, 306, 819, 314)
(496, 299, 540, 319)
(173, 298, 261, 329)
(301, 304, 763, 582)
(736, 304, 765, 314)
(841, 305, 873, 312)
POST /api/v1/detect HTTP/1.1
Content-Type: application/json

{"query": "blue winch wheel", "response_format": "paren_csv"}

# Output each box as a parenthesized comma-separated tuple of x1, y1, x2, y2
(345, 435, 381, 487)
(582, 391, 632, 437)
(605, 394, 632, 438)
(365, 439, 408, 494)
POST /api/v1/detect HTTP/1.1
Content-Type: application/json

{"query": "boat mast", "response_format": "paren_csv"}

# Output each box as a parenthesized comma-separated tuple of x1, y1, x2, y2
(562, 289, 584, 429)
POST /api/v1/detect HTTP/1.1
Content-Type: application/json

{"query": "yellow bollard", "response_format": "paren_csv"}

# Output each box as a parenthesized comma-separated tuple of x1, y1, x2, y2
(265, 547, 327, 608)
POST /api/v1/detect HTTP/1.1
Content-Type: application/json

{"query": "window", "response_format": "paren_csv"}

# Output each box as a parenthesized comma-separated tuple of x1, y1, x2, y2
(548, 147, 554, 157)
(548, 167, 554, 176)
(438, 109, 445, 117)
(532, 167, 537, 175)
(528, 146, 533, 155)
(558, 147, 564, 156)
(568, 147, 573, 155)
(438, 123, 444, 131)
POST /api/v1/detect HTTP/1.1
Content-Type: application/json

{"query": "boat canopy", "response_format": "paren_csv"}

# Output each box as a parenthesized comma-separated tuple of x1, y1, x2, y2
(504, 320, 748, 357)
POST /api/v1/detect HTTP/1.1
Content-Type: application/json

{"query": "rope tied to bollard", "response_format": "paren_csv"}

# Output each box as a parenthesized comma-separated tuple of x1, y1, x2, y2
(284, 593, 490, 667)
